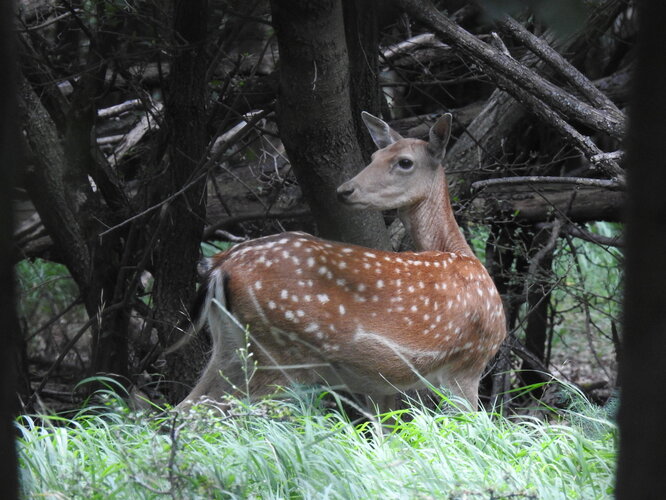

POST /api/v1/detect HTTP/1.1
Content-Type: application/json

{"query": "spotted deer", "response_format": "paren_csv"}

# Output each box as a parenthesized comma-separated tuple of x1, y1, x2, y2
(179, 112, 506, 412)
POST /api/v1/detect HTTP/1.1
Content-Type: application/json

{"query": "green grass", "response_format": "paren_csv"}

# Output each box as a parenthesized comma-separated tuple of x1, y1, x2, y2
(18, 389, 617, 499)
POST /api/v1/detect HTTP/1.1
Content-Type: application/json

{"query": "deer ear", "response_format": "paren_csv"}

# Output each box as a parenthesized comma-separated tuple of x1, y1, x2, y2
(361, 111, 403, 149)
(427, 113, 453, 162)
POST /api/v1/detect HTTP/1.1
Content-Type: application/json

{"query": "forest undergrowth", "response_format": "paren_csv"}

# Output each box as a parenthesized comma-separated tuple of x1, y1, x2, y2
(18, 384, 616, 499)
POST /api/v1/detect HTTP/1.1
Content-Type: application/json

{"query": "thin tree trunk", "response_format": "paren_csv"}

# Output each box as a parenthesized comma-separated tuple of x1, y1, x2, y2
(154, 0, 210, 403)
(271, 0, 390, 249)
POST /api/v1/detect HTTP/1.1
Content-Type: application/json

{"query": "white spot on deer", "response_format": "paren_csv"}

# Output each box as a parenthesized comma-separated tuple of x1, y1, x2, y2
(441, 283, 448, 290)
(455, 327, 461, 335)
(419, 282, 425, 289)
(477, 288, 484, 297)
(394, 279, 402, 287)
(318, 266, 328, 276)
(254, 281, 262, 290)
(329, 324, 337, 332)
(371, 295, 379, 302)
(339, 304, 346, 315)
(363, 262, 371, 270)
(291, 295, 299, 303)
(294, 241, 302, 248)
(342, 247, 353, 254)
(364, 252, 377, 258)
(278, 238, 289, 244)
(464, 341, 473, 349)
(411, 305, 418, 312)
(304, 295, 312, 302)
(307, 257, 315, 268)
(317, 294, 330, 304)
(357, 283, 366, 292)
(376, 279, 384, 289)
(433, 262, 440, 268)
(268, 301, 276, 310)
(354, 294, 366, 303)
(447, 300, 453, 309)
(396, 306, 405, 312)
(285, 310, 295, 321)
(296, 309, 305, 317)
(304, 322, 319, 333)
(336, 279, 346, 287)
(408, 285, 415, 293)
(436, 314, 442, 323)
(450, 252, 457, 259)
(291, 256, 301, 265)
(424, 314, 430, 321)
(282, 250, 290, 259)
(280, 289, 288, 300)
(264, 260, 273, 267)
(338, 261, 347, 270)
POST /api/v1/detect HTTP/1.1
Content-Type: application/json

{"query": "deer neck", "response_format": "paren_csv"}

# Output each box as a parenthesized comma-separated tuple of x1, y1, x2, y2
(398, 166, 474, 256)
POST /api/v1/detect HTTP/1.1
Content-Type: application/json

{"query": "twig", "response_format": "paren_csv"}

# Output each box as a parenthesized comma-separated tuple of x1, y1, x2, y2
(29, 302, 126, 405)
(202, 208, 311, 240)
(97, 98, 143, 118)
(472, 176, 624, 191)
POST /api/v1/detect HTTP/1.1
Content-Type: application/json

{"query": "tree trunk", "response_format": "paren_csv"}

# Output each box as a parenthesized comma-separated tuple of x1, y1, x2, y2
(271, 0, 390, 249)
(616, 0, 666, 497)
(154, 0, 210, 403)
(342, 0, 382, 161)
(0, 0, 19, 493)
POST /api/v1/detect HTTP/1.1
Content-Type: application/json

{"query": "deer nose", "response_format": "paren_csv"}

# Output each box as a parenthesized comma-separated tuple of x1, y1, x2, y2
(336, 184, 355, 202)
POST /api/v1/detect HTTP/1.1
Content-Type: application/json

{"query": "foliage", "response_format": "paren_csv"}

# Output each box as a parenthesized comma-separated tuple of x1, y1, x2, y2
(18, 389, 616, 499)
(16, 259, 79, 321)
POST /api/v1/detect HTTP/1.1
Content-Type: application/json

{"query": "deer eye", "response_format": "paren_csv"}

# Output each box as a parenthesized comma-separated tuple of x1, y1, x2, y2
(397, 158, 414, 170)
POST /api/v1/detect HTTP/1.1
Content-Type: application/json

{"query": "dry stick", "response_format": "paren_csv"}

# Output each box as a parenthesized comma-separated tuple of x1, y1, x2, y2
(202, 208, 311, 240)
(499, 15, 622, 115)
(98, 109, 271, 238)
(538, 221, 624, 248)
(482, 35, 625, 182)
(472, 175, 623, 191)
(26, 295, 82, 342)
(395, 0, 626, 140)
(29, 302, 126, 405)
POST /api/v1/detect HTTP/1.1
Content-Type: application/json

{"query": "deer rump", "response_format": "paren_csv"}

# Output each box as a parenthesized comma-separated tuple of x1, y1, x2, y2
(185, 231, 504, 407)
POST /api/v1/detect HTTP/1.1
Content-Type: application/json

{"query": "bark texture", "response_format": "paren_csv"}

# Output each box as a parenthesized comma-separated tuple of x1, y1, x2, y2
(154, 0, 210, 402)
(271, 0, 390, 249)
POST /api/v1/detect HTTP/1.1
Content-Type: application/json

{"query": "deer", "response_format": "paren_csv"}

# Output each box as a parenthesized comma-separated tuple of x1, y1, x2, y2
(178, 112, 506, 413)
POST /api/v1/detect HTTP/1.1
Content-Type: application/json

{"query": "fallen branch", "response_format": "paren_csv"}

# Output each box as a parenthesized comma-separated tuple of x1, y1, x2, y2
(472, 175, 624, 191)
(395, 0, 626, 140)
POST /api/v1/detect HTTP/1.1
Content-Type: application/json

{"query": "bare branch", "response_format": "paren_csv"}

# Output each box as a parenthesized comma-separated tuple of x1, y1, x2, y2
(499, 15, 621, 115)
(395, 0, 626, 140)
(472, 176, 624, 191)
